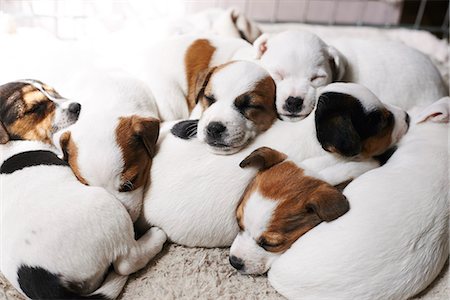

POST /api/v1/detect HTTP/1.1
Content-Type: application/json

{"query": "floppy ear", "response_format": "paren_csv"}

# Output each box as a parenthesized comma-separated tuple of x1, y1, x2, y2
(315, 93, 362, 157)
(306, 184, 350, 222)
(240, 147, 287, 171)
(194, 67, 216, 104)
(171, 119, 199, 140)
(326, 45, 346, 81)
(416, 96, 450, 124)
(131, 116, 160, 158)
(253, 33, 270, 59)
(0, 121, 10, 144)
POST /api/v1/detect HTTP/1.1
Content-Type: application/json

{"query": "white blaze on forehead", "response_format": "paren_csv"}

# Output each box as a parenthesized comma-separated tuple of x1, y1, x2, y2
(243, 191, 277, 239)
(319, 82, 383, 111)
(209, 61, 268, 102)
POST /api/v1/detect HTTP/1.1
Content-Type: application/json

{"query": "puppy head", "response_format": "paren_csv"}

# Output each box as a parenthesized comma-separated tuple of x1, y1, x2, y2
(254, 31, 346, 121)
(0, 79, 81, 144)
(315, 83, 410, 158)
(176, 61, 277, 155)
(59, 115, 160, 221)
(229, 147, 349, 274)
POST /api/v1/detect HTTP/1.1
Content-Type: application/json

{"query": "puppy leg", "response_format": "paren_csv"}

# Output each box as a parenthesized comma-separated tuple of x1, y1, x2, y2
(114, 227, 167, 276)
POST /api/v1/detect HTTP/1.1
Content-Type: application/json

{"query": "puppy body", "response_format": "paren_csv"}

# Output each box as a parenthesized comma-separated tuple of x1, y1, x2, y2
(141, 83, 409, 247)
(268, 102, 449, 299)
(1, 141, 166, 299)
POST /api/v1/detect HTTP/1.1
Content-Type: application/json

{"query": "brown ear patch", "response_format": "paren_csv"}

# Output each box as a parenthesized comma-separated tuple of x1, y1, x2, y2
(360, 109, 394, 158)
(240, 147, 287, 170)
(115, 115, 160, 192)
(185, 39, 216, 112)
(60, 131, 89, 185)
(240, 76, 277, 132)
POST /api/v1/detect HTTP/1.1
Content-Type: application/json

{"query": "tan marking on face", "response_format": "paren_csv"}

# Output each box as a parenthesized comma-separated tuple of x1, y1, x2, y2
(185, 39, 216, 111)
(1, 81, 57, 144)
(360, 109, 394, 158)
(115, 115, 160, 193)
(239, 161, 348, 253)
(60, 131, 89, 185)
(237, 76, 277, 132)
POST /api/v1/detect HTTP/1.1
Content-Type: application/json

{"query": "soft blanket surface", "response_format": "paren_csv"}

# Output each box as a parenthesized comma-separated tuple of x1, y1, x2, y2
(1, 24, 448, 299)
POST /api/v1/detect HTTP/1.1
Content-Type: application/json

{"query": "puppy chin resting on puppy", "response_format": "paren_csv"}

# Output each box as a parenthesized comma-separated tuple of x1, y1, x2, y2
(0, 80, 166, 299)
(229, 147, 349, 275)
(254, 30, 447, 121)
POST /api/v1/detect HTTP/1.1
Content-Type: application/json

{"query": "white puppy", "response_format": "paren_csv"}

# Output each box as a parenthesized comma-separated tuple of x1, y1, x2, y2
(254, 30, 448, 120)
(268, 98, 449, 299)
(0, 81, 166, 299)
(141, 83, 410, 247)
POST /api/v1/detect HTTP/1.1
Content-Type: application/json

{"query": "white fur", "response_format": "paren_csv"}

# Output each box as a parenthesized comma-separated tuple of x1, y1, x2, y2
(141, 83, 408, 247)
(256, 30, 448, 120)
(1, 141, 167, 299)
(268, 108, 449, 299)
(229, 192, 280, 274)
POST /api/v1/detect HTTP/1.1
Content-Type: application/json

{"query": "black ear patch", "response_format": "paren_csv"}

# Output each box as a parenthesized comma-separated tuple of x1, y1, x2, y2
(171, 119, 199, 140)
(315, 92, 364, 157)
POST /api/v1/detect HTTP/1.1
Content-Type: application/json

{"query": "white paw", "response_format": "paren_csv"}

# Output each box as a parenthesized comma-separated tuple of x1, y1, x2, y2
(149, 226, 167, 245)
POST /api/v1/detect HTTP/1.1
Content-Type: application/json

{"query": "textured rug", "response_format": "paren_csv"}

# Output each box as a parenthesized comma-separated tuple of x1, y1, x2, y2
(1, 244, 448, 300)
(1, 24, 449, 300)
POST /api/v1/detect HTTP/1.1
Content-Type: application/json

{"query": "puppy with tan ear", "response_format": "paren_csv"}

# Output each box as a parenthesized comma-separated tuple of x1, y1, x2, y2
(254, 30, 447, 121)
(229, 147, 349, 275)
(1, 80, 166, 299)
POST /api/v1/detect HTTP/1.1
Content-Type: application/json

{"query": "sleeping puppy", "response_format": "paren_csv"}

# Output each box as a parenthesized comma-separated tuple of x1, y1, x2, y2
(172, 60, 277, 155)
(53, 70, 161, 222)
(229, 147, 349, 275)
(119, 36, 277, 154)
(0, 80, 166, 299)
(267, 98, 450, 300)
(254, 30, 447, 120)
(141, 83, 410, 247)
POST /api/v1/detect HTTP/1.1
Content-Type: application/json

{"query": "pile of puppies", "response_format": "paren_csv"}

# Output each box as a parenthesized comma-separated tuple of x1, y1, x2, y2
(0, 16, 448, 300)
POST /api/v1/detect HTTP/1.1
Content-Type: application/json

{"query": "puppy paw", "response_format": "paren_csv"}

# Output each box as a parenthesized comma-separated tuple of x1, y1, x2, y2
(149, 226, 167, 246)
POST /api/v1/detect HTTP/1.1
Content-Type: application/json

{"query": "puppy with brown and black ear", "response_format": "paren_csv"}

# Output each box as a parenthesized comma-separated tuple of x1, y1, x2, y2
(229, 147, 349, 275)
(0, 80, 166, 299)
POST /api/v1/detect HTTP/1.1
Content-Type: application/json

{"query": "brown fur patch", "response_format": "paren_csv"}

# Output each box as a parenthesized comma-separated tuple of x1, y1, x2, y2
(60, 131, 89, 185)
(236, 76, 277, 132)
(185, 39, 216, 111)
(115, 115, 160, 193)
(1, 81, 57, 144)
(239, 160, 349, 253)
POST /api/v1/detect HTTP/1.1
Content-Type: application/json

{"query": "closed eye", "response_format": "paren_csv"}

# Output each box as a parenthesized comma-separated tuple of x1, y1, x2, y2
(26, 102, 48, 115)
(204, 94, 216, 105)
(119, 175, 137, 192)
(258, 238, 282, 250)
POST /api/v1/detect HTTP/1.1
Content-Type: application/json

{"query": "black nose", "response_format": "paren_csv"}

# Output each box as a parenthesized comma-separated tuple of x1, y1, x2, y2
(206, 121, 226, 139)
(405, 112, 410, 127)
(229, 255, 245, 271)
(68, 103, 81, 116)
(284, 96, 303, 113)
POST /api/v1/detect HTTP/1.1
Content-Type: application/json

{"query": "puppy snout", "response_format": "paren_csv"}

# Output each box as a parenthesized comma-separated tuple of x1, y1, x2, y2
(68, 102, 82, 117)
(206, 121, 226, 140)
(229, 255, 245, 271)
(284, 96, 303, 113)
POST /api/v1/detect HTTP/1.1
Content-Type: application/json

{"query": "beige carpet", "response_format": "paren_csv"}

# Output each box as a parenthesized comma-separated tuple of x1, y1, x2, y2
(1, 244, 448, 300)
